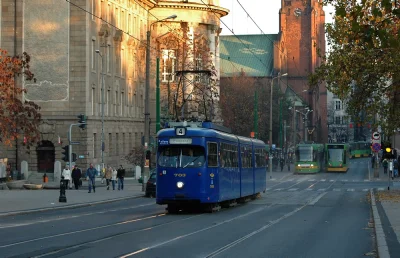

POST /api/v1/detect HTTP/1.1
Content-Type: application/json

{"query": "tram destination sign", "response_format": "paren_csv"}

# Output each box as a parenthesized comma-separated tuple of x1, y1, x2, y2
(169, 138, 192, 145)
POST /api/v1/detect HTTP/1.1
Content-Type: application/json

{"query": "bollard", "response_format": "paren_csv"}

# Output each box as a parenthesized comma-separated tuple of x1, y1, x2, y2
(59, 176, 67, 202)
(43, 173, 48, 183)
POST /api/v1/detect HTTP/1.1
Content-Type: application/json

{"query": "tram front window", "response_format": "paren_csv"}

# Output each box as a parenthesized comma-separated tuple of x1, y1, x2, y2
(296, 146, 313, 162)
(328, 149, 343, 162)
(158, 146, 205, 168)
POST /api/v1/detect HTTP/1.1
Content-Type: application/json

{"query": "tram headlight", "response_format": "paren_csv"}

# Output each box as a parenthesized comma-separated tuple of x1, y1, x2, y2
(177, 181, 184, 189)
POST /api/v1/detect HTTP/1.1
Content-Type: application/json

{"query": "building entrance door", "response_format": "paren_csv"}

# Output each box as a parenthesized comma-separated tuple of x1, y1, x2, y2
(37, 141, 55, 173)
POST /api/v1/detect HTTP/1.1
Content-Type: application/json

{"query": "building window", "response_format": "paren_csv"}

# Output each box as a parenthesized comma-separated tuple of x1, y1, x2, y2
(122, 133, 126, 154)
(91, 39, 96, 70)
(128, 14, 131, 34)
(91, 88, 95, 115)
(107, 44, 111, 73)
(121, 10, 125, 30)
(93, 133, 97, 158)
(116, 133, 119, 156)
(121, 47, 125, 77)
(162, 49, 176, 82)
(335, 116, 341, 125)
(335, 100, 341, 110)
(107, 3, 111, 22)
(121, 92, 124, 116)
(284, 1, 291, 6)
(91, 0, 96, 20)
(115, 7, 120, 28)
(109, 133, 113, 156)
(106, 90, 110, 116)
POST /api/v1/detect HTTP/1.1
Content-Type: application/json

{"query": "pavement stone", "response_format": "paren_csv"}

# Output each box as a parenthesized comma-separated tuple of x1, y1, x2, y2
(0, 178, 146, 216)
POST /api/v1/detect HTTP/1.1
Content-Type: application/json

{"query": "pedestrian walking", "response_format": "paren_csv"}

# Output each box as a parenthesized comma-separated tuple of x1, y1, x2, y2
(117, 165, 125, 190)
(71, 165, 82, 190)
(393, 159, 399, 179)
(287, 160, 290, 171)
(62, 165, 72, 189)
(382, 158, 388, 174)
(111, 167, 117, 190)
(104, 165, 112, 190)
(86, 163, 98, 193)
(280, 159, 284, 172)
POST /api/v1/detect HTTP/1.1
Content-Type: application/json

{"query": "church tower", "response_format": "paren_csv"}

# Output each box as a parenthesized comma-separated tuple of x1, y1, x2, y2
(277, 0, 327, 143)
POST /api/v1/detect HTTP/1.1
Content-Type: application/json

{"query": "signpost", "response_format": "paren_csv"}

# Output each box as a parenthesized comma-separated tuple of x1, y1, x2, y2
(372, 131, 381, 178)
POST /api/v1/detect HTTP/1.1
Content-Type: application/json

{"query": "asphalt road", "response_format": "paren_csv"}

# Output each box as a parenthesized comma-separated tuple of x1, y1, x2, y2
(0, 158, 378, 258)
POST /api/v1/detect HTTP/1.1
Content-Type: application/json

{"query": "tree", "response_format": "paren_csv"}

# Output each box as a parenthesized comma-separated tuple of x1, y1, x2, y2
(158, 24, 219, 123)
(310, 0, 400, 137)
(220, 72, 256, 137)
(124, 146, 145, 168)
(0, 49, 41, 147)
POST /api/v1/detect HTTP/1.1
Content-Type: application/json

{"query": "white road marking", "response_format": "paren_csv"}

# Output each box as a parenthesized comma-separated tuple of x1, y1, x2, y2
(362, 189, 369, 192)
(377, 188, 385, 191)
(347, 189, 355, 192)
(330, 180, 334, 182)
(305, 188, 313, 191)
(308, 179, 316, 182)
(288, 188, 298, 191)
(317, 188, 326, 192)
(333, 188, 341, 192)
(320, 179, 326, 182)
(274, 188, 284, 191)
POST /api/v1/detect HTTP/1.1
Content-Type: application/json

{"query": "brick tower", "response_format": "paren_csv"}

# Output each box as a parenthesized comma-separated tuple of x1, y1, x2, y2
(276, 0, 327, 143)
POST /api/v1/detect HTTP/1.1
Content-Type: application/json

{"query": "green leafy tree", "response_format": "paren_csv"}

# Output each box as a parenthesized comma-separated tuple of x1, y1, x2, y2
(310, 0, 400, 137)
(0, 49, 41, 147)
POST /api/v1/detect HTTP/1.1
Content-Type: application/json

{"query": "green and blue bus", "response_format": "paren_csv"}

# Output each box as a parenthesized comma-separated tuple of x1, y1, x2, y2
(325, 143, 350, 172)
(349, 141, 371, 158)
(295, 143, 325, 174)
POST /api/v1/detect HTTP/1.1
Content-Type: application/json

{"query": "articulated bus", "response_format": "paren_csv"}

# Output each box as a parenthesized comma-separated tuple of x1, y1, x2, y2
(294, 143, 325, 174)
(349, 141, 371, 158)
(325, 143, 350, 172)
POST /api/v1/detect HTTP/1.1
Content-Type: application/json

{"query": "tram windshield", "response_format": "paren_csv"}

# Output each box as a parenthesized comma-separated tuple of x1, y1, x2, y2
(328, 149, 343, 162)
(296, 146, 313, 162)
(158, 146, 205, 168)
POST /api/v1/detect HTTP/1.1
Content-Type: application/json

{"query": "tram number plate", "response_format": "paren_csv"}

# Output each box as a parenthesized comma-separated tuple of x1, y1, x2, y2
(174, 173, 186, 177)
(175, 127, 186, 136)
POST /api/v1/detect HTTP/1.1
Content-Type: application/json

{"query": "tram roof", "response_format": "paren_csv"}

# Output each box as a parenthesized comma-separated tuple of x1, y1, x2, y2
(157, 126, 266, 146)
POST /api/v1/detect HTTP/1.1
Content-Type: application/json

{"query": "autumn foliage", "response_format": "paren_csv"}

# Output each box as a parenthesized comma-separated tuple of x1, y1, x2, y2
(0, 49, 41, 147)
(310, 0, 400, 136)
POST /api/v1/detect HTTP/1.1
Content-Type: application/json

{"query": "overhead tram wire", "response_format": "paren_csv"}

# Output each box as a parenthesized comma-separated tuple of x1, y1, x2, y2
(65, 0, 249, 75)
(198, 0, 270, 72)
(235, 0, 310, 89)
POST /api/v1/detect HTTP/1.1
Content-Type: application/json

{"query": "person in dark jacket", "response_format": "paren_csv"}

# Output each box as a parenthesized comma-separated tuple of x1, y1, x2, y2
(117, 165, 125, 190)
(86, 163, 98, 193)
(71, 165, 82, 190)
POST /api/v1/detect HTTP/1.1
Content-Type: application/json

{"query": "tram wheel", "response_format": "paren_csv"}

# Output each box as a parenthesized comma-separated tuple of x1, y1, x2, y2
(167, 204, 179, 214)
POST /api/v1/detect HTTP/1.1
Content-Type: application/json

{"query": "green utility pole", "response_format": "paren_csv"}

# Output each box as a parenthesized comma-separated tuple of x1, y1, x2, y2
(156, 57, 161, 133)
(254, 90, 258, 138)
(279, 99, 283, 147)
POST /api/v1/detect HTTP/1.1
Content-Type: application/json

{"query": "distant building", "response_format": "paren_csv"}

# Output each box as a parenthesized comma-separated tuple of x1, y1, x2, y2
(220, 0, 327, 144)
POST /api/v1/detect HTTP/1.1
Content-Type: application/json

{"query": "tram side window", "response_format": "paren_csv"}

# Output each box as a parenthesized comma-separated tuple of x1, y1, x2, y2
(207, 142, 218, 167)
(255, 149, 266, 168)
(240, 146, 252, 168)
(220, 142, 238, 168)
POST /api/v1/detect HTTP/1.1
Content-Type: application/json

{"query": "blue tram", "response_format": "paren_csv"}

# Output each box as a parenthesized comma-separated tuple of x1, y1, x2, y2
(156, 122, 267, 213)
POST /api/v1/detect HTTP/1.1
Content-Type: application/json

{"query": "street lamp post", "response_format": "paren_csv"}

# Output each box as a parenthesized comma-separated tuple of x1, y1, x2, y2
(95, 50, 105, 171)
(296, 108, 313, 142)
(144, 14, 177, 187)
(269, 72, 287, 179)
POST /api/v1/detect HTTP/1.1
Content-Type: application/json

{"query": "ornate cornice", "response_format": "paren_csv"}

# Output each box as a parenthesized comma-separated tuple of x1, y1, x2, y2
(156, 2, 229, 17)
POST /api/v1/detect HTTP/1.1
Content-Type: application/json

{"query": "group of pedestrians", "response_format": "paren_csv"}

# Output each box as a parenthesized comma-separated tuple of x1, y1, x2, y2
(61, 163, 126, 193)
(381, 157, 399, 179)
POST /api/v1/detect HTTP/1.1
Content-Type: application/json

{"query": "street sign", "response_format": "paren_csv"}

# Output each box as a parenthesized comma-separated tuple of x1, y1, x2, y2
(78, 155, 85, 159)
(372, 132, 380, 140)
(372, 143, 381, 152)
(70, 141, 80, 145)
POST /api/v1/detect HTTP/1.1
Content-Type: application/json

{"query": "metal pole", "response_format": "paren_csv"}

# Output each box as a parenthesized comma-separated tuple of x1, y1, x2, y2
(279, 99, 282, 147)
(156, 57, 161, 133)
(292, 101, 295, 147)
(254, 89, 258, 138)
(269, 77, 273, 179)
(101, 55, 105, 171)
(304, 115, 307, 142)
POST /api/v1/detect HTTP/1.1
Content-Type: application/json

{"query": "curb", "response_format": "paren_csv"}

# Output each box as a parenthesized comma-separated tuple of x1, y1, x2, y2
(0, 194, 145, 218)
(370, 189, 391, 258)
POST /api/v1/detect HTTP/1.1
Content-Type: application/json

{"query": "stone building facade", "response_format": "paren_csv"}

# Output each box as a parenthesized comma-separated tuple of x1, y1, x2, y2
(0, 0, 227, 174)
(276, 0, 327, 143)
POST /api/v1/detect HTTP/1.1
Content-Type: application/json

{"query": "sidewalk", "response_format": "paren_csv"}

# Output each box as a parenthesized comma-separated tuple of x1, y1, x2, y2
(0, 180, 146, 217)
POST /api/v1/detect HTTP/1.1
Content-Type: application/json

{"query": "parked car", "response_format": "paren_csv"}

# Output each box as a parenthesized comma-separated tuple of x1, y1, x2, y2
(145, 171, 156, 197)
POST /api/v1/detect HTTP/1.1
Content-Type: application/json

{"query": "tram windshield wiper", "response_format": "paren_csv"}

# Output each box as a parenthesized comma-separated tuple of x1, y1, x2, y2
(183, 156, 201, 168)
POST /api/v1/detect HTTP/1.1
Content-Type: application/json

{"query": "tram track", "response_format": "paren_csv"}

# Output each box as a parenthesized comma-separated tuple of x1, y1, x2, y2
(28, 214, 202, 258)
(0, 202, 156, 229)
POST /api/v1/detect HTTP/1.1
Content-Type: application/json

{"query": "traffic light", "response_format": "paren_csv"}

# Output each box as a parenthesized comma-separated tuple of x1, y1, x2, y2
(145, 150, 151, 160)
(62, 145, 69, 162)
(77, 114, 87, 129)
(72, 153, 77, 162)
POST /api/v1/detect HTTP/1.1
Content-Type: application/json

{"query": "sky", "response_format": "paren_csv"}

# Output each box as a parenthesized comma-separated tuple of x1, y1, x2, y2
(218, 0, 334, 36)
